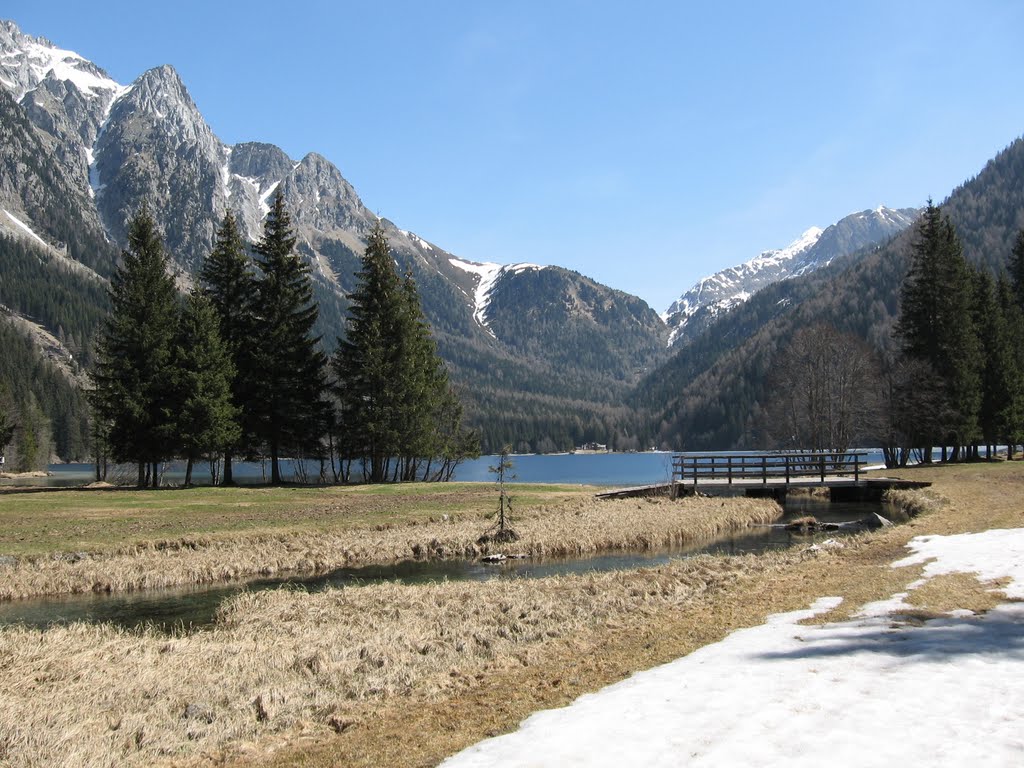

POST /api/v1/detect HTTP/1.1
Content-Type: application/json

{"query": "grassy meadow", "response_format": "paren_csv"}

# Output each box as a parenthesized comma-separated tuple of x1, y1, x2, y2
(0, 463, 1020, 766)
(0, 483, 779, 599)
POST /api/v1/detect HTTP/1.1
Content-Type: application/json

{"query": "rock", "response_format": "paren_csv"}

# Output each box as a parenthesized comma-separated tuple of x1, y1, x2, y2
(0, 555, 16, 568)
(481, 554, 507, 563)
(858, 512, 893, 529)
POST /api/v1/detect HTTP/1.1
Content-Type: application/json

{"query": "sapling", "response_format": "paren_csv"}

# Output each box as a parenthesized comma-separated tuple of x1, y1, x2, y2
(482, 446, 520, 543)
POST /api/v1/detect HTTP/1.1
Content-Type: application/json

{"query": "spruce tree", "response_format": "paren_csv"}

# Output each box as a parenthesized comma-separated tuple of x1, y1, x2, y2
(333, 223, 477, 482)
(1009, 228, 1024, 310)
(996, 276, 1024, 451)
(333, 221, 404, 482)
(0, 386, 15, 461)
(250, 190, 329, 484)
(90, 204, 179, 486)
(170, 292, 241, 486)
(895, 201, 981, 457)
(200, 211, 255, 484)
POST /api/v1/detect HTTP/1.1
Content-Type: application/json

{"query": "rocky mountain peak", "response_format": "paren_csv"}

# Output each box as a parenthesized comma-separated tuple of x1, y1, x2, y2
(228, 141, 293, 182)
(663, 205, 920, 347)
(0, 19, 120, 106)
(282, 152, 369, 236)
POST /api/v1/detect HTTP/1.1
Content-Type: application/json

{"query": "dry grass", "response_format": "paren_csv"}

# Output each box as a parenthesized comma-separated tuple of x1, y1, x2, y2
(0, 551, 796, 767)
(2, 463, 1022, 767)
(0, 496, 780, 600)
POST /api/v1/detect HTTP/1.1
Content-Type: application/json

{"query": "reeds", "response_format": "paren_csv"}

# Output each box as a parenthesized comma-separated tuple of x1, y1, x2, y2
(884, 487, 945, 519)
(0, 496, 781, 600)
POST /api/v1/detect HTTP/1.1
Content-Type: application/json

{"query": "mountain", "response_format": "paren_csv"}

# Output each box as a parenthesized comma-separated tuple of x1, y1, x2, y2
(0, 19, 668, 455)
(662, 206, 920, 347)
(636, 137, 1024, 450)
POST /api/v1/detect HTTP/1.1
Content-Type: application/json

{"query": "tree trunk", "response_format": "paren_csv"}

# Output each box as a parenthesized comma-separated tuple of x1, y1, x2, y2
(185, 457, 194, 487)
(270, 440, 281, 485)
(138, 461, 146, 488)
(223, 452, 234, 485)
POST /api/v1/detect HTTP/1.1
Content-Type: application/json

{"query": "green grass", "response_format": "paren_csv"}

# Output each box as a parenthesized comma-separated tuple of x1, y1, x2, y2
(0, 482, 593, 556)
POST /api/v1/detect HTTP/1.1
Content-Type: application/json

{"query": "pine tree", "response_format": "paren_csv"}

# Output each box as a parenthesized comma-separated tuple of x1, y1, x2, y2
(333, 223, 478, 482)
(200, 211, 255, 484)
(90, 204, 179, 486)
(170, 292, 241, 486)
(333, 221, 405, 482)
(1009, 228, 1024, 310)
(249, 190, 329, 484)
(894, 202, 981, 458)
(996, 276, 1024, 451)
(395, 269, 449, 480)
(0, 386, 15, 462)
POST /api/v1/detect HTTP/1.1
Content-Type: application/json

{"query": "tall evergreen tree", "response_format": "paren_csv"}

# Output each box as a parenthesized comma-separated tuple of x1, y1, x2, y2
(895, 202, 981, 457)
(250, 190, 329, 484)
(90, 204, 179, 486)
(395, 269, 449, 480)
(1009, 228, 1024, 310)
(199, 211, 255, 484)
(170, 292, 241, 486)
(0, 386, 16, 462)
(333, 223, 477, 482)
(333, 221, 405, 482)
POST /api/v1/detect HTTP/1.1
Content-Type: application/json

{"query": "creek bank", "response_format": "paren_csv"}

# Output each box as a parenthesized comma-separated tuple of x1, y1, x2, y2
(0, 496, 781, 601)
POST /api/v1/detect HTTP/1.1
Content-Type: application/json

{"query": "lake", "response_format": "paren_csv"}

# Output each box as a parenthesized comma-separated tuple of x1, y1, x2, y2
(5, 450, 893, 489)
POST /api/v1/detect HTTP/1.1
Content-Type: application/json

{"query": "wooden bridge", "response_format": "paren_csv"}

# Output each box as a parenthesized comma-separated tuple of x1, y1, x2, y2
(667, 451, 915, 500)
(593, 451, 930, 501)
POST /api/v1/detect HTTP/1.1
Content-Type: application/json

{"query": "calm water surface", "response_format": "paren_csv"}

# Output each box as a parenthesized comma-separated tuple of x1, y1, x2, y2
(6, 450, 893, 489)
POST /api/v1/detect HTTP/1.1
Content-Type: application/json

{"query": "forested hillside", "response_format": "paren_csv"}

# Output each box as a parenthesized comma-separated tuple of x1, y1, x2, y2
(639, 135, 1024, 450)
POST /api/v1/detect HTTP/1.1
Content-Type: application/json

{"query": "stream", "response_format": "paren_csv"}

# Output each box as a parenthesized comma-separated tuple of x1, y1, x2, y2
(0, 498, 901, 633)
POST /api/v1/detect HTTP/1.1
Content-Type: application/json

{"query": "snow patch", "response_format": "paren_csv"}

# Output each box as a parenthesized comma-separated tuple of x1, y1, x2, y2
(449, 257, 504, 332)
(16, 39, 122, 99)
(2, 209, 48, 248)
(259, 181, 281, 218)
(400, 229, 434, 252)
(221, 146, 233, 201)
(442, 527, 1024, 767)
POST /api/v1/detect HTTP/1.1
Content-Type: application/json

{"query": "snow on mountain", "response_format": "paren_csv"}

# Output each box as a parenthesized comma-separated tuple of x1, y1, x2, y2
(0, 20, 121, 102)
(2, 208, 48, 247)
(449, 257, 545, 333)
(663, 206, 919, 347)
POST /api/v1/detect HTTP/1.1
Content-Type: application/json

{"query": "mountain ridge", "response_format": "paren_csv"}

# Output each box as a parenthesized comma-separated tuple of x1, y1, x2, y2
(662, 205, 920, 347)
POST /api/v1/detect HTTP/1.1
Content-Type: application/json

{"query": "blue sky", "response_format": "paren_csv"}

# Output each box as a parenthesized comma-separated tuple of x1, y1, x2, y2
(8, 1, 1024, 311)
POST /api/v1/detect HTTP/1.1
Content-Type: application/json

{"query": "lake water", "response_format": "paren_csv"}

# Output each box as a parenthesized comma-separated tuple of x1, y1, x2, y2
(5, 450, 895, 489)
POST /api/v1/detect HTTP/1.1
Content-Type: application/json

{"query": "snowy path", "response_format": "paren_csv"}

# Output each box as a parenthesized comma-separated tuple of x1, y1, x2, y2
(441, 529, 1024, 767)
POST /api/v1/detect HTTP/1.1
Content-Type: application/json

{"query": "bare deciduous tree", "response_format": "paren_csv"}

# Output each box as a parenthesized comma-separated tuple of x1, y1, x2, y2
(763, 324, 883, 458)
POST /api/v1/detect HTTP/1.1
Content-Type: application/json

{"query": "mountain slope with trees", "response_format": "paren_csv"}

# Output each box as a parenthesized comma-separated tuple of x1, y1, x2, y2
(0, 19, 669, 456)
(638, 135, 1024, 450)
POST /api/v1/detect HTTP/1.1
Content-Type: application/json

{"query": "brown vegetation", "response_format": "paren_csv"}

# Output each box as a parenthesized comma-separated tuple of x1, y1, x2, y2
(0, 495, 779, 600)
(0, 463, 1020, 767)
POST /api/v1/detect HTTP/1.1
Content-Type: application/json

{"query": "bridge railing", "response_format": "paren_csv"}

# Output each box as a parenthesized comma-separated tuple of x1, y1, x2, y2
(671, 451, 868, 492)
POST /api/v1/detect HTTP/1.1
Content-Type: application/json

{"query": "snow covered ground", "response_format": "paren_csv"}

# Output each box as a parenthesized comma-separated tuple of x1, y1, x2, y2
(441, 529, 1024, 767)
